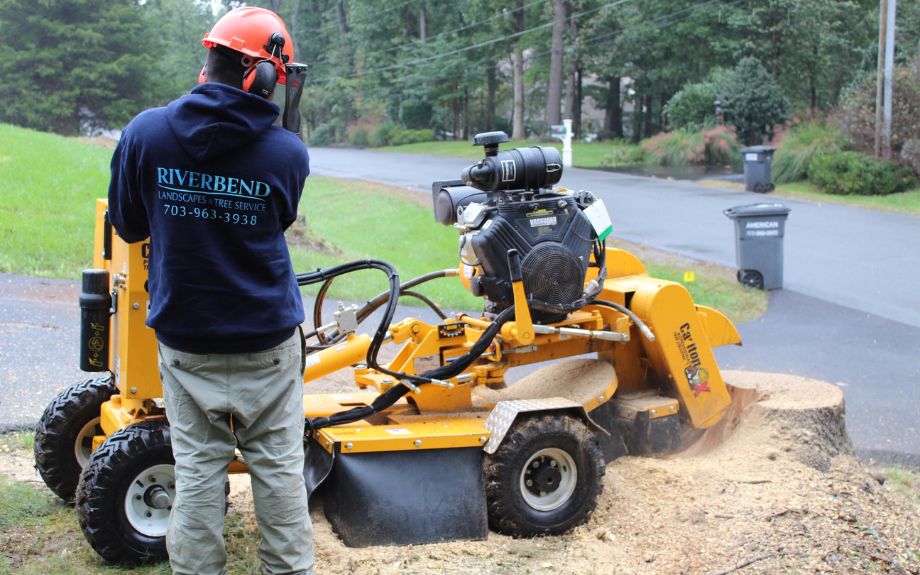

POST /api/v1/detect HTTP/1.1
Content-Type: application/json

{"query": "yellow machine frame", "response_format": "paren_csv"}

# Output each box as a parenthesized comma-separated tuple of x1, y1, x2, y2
(88, 199, 741, 461)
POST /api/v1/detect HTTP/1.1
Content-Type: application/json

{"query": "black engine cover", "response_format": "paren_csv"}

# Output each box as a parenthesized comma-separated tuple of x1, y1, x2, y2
(469, 194, 594, 319)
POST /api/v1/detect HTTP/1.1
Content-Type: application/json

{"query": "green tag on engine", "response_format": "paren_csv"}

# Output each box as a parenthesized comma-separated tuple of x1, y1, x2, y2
(583, 199, 613, 242)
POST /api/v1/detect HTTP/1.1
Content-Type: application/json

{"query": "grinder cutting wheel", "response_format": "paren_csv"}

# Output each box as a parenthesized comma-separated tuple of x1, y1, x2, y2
(36, 130, 741, 564)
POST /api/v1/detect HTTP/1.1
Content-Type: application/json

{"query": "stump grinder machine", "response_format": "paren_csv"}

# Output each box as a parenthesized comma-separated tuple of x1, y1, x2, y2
(34, 131, 741, 564)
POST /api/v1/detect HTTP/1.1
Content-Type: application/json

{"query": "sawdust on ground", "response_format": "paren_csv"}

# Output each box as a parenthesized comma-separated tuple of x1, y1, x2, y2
(4, 371, 918, 574)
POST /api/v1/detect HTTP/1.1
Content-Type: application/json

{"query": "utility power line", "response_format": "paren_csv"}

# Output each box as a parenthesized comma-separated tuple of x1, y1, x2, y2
(308, 0, 639, 84)
(305, 0, 547, 68)
(571, 0, 740, 53)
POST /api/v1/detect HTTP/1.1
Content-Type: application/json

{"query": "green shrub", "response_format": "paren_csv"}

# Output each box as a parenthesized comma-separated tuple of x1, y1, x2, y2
(809, 152, 916, 196)
(641, 126, 738, 166)
(368, 122, 397, 147)
(772, 123, 843, 184)
(308, 123, 337, 146)
(837, 59, 920, 175)
(665, 82, 718, 130)
(347, 127, 369, 147)
(399, 100, 433, 130)
(702, 126, 740, 165)
(901, 139, 920, 178)
(603, 141, 646, 166)
(721, 57, 792, 145)
(389, 128, 435, 146)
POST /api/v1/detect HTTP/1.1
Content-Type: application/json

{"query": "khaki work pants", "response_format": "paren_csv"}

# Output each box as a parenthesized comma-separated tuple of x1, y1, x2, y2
(158, 333, 313, 575)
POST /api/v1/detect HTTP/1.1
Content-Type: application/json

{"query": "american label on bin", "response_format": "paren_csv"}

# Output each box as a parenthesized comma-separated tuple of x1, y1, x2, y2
(745, 221, 779, 237)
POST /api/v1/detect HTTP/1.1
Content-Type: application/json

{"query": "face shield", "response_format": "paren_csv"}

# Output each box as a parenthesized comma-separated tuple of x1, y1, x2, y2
(282, 63, 308, 138)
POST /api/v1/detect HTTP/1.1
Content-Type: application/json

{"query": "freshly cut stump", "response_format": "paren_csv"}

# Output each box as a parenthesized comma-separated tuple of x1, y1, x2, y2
(718, 370, 852, 470)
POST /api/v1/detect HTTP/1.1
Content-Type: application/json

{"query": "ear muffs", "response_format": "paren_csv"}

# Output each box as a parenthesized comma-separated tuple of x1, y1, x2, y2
(243, 60, 278, 99)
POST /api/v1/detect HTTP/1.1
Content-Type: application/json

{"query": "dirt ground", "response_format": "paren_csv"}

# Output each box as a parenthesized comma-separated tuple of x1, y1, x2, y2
(3, 371, 918, 575)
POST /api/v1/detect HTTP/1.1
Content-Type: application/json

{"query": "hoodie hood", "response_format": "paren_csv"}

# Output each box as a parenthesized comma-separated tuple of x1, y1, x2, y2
(166, 83, 280, 162)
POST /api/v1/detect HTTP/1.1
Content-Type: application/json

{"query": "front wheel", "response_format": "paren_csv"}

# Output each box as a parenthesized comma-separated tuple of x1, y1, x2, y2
(76, 419, 174, 564)
(484, 414, 605, 537)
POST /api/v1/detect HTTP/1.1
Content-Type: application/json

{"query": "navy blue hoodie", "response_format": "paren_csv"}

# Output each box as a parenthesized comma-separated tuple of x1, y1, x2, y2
(108, 83, 308, 353)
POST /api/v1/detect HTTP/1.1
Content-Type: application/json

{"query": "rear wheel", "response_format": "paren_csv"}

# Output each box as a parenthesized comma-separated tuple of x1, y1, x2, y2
(34, 376, 115, 500)
(484, 414, 604, 537)
(76, 419, 174, 565)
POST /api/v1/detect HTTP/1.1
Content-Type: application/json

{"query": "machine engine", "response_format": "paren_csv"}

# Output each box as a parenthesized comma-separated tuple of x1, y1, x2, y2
(432, 132, 604, 321)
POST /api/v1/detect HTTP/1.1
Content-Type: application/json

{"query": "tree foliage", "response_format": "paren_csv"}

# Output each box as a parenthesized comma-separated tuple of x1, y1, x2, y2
(0, 0, 158, 134)
(837, 57, 920, 174)
(664, 81, 719, 130)
(721, 57, 792, 145)
(0, 0, 912, 143)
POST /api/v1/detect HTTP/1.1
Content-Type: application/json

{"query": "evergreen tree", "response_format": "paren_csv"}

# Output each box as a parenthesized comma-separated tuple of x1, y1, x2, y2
(0, 0, 158, 134)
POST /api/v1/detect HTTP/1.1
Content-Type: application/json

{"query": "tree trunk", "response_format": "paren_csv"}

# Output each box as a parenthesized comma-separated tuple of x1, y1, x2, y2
(643, 95, 652, 139)
(419, 2, 427, 42)
(463, 89, 470, 140)
(563, 9, 578, 122)
(809, 43, 818, 119)
(287, 0, 301, 48)
(336, 0, 348, 35)
(486, 63, 497, 131)
(603, 77, 622, 138)
(512, 50, 525, 139)
(453, 100, 459, 141)
(563, 59, 576, 121)
(573, 66, 582, 139)
(511, 0, 526, 140)
(657, 92, 667, 134)
(544, 0, 566, 129)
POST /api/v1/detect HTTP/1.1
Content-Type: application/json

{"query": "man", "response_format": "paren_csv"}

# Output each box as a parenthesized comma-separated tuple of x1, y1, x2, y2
(107, 7, 312, 575)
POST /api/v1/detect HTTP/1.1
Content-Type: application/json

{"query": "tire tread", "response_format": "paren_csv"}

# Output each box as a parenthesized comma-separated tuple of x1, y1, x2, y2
(33, 376, 115, 500)
(484, 414, 605, 537)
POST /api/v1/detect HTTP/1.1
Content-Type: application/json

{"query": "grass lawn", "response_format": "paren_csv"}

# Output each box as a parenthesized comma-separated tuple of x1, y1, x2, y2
(0, 122, 764, 322)
(0, 124, 113, 278)
(775, 181, 920, 215)
(0, 431, 260, 575)
(376, 138, 619, 169)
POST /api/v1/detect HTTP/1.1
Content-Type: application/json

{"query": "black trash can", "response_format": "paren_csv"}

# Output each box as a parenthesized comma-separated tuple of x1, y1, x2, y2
(723, 203, 791, 290)
(740, 146, 776, 193)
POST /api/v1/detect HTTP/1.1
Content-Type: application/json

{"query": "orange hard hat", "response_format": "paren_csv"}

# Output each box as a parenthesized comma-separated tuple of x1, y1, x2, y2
(202, 7, 294, 84)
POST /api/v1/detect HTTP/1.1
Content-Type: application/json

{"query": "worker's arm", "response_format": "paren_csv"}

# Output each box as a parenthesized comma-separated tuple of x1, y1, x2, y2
(107, 128, 150, 243)
(279, 137, 310, 231)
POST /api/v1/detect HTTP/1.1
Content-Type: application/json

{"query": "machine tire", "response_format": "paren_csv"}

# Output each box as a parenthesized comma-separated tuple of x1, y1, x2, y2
(484, 414, 604, 537)
(34, 376, 116, 501)
(76, 419, 174, 565)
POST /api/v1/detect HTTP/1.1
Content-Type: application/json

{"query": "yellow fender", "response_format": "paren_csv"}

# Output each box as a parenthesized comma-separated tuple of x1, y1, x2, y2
(695, 305, 742, 348)
(629, 281, 732, 429)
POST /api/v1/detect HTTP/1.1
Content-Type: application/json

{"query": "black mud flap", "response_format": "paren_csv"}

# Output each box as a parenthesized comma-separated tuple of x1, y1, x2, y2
(323, 447, 487, 547)
(622, 411, 681, 455)
(587, 401, 628, 463)
(304, 436, 334, 499)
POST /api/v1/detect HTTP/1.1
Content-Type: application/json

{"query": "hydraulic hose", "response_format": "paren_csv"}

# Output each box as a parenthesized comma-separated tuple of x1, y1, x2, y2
(592, 299, 656, 342)
(311, 269, 453, 345)
(296, 259, 401, 379)
(306, 305, 516, 431)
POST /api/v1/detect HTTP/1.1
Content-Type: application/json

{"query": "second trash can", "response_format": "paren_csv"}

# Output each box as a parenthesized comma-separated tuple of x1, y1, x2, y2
(741, 145, 776, 193)
(723, 203, 791, 290)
